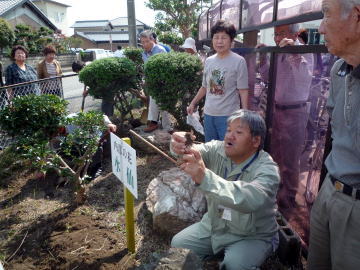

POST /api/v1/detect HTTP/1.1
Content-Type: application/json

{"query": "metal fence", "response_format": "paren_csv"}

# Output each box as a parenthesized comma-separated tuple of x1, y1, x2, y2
(0, 74, 78, 149)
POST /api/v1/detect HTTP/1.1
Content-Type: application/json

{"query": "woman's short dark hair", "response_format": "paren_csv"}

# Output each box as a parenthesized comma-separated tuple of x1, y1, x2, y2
(10, 45, 28, 60)
(210, 20, 237, 40)
(72, 61, 85, 73)
(43, 45, 56, 55)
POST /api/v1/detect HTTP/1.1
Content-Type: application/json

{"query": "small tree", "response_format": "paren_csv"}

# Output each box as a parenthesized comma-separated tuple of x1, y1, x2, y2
(0, 95, 106, 204)
(14, 24, 54, 54)
(144, 52, 202, 129)
(0, 18, 14, 54)
(146, 0, 211, 38)
(68, 36, 83, 49)
(79, 57, 139, 124)
(14, 24, 35, 52)
(123, 47, 144, 94)
(158, 32, 184, 51)
(34, 27, 54, 51)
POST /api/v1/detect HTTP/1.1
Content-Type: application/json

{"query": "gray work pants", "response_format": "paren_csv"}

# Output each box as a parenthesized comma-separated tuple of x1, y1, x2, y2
(308, 175, 360, 270)
(171, 222, 274, 270)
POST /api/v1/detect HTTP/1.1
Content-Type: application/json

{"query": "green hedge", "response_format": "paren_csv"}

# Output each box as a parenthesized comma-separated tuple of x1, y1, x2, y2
(144, 52, 202, 129)
(79, 57, 137, 100)
(0, 94, 67, 142)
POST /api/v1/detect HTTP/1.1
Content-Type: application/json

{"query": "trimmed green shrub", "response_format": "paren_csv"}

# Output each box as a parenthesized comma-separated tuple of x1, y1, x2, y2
(79, 57, 138, 122)
(158, 32, 184, 46)
(123, 47, 145, 93)
(0, 94, 67, 142)
(0, 95, 106, 203)
(144, 52, 202, 129)
(123, 47, 143, 65)
(79, 57, 137, 99)
(0, 18, 14, 52)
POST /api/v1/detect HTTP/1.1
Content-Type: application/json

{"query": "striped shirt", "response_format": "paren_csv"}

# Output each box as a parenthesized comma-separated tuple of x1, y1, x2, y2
(45, 62, 57, 77)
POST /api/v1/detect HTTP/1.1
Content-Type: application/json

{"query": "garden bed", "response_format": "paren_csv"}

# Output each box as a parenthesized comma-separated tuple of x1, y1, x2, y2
(0, 143, 306, 269)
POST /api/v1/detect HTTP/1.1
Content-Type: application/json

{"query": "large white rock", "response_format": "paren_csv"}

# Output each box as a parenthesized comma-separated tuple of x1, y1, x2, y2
(146, 167, 206, 235)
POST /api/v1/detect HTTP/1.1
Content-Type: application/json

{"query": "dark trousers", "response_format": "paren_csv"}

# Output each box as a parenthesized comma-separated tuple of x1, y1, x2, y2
(271, 105, 307, 205)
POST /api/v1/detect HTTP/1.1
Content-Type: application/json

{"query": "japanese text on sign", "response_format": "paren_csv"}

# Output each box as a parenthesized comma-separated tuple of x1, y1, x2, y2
(111, 133, 138, 198)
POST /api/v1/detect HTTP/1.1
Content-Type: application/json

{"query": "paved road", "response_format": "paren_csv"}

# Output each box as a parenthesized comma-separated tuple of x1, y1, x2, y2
(62, 72, 101, 114)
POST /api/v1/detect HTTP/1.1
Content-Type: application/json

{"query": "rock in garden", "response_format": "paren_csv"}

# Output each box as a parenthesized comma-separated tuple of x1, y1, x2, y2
(136, 248, 202, 270)
(146, 167, 206, 235)
(131, 126, 171, 153)
(154, 248, 202, 270)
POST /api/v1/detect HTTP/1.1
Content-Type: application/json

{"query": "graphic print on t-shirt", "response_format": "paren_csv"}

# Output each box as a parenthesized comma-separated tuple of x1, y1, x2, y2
(209, 68, 225, 95)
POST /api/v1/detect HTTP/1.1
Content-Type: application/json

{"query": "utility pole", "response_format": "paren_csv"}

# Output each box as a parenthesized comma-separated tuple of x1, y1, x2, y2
(127, 0, 137, 47)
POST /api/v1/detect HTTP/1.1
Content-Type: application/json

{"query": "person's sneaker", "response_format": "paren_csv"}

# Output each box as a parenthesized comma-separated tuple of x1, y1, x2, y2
(144, 122, 159, 133)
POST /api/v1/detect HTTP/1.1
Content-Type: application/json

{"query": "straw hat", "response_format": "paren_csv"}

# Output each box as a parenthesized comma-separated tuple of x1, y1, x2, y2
(181, 37, 197, 53)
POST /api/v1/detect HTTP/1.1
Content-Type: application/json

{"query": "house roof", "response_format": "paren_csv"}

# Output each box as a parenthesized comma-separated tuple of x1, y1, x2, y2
(31, 0, 70, 8)
(71, 20, 113, 29)
(0, 0, 26, 15)
(110, 17, 148, 27)
(76, 31, 130, 43)
(0, 0, 58, 31)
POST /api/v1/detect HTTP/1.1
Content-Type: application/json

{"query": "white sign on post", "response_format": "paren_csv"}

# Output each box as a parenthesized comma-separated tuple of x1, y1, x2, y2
(111, 133, 138, 199)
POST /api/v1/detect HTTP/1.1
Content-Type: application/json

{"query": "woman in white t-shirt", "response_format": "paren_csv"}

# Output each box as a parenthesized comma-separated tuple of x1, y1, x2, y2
(37, 45, 63, 97)
(187, 20, 249, 142)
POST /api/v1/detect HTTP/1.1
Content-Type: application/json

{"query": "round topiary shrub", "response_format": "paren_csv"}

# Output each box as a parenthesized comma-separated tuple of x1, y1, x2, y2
(123, 47, 143, 66)
(0, 94, 67, 142)
(79, 57, 138, 122)
(144, 52, 202, 129)
(79, 57, 137, 100)
(123, 47, 145, 93)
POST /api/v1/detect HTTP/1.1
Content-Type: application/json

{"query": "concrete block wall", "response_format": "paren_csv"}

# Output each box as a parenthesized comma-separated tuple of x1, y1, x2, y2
(0, 53, 78, 72)
(276, 212, 302, 266)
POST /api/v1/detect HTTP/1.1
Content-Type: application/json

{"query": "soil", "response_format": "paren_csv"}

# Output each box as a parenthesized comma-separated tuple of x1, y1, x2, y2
(0, 142, 305, 270)
(0, 147, 174, 270)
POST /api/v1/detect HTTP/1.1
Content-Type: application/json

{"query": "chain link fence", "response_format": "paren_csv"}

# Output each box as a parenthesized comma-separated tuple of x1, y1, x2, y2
(0, 74, 78, 149)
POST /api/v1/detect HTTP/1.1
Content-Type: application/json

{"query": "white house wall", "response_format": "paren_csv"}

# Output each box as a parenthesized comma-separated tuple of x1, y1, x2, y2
(33, 1, 69, 35)
(4, 5, 50, 30)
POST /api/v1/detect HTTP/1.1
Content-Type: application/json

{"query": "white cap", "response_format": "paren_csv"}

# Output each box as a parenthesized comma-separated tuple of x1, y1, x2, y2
(181, 37, 197, 53)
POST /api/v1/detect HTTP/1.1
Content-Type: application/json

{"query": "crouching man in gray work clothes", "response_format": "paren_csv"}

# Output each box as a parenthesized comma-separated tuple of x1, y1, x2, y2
(170, 110, 280, 270)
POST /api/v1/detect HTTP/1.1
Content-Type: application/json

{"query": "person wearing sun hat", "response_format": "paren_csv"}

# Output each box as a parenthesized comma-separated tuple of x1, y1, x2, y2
(181, 37, 197, 55)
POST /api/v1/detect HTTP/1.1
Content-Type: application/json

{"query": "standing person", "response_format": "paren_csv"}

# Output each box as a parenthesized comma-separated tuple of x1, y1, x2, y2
(114, 45, 124, 58)
(181, 37, 197, 55)
(307, 0, 360, 269)
(5, 45, 38, 99)
(259, 24, 314, 211)
(170, 110, 280, 270)
(151, 32, 171, 53)
(140, 30, 171, 132)
(37, 45, 63, 97)
(187, 20, 249, 142)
